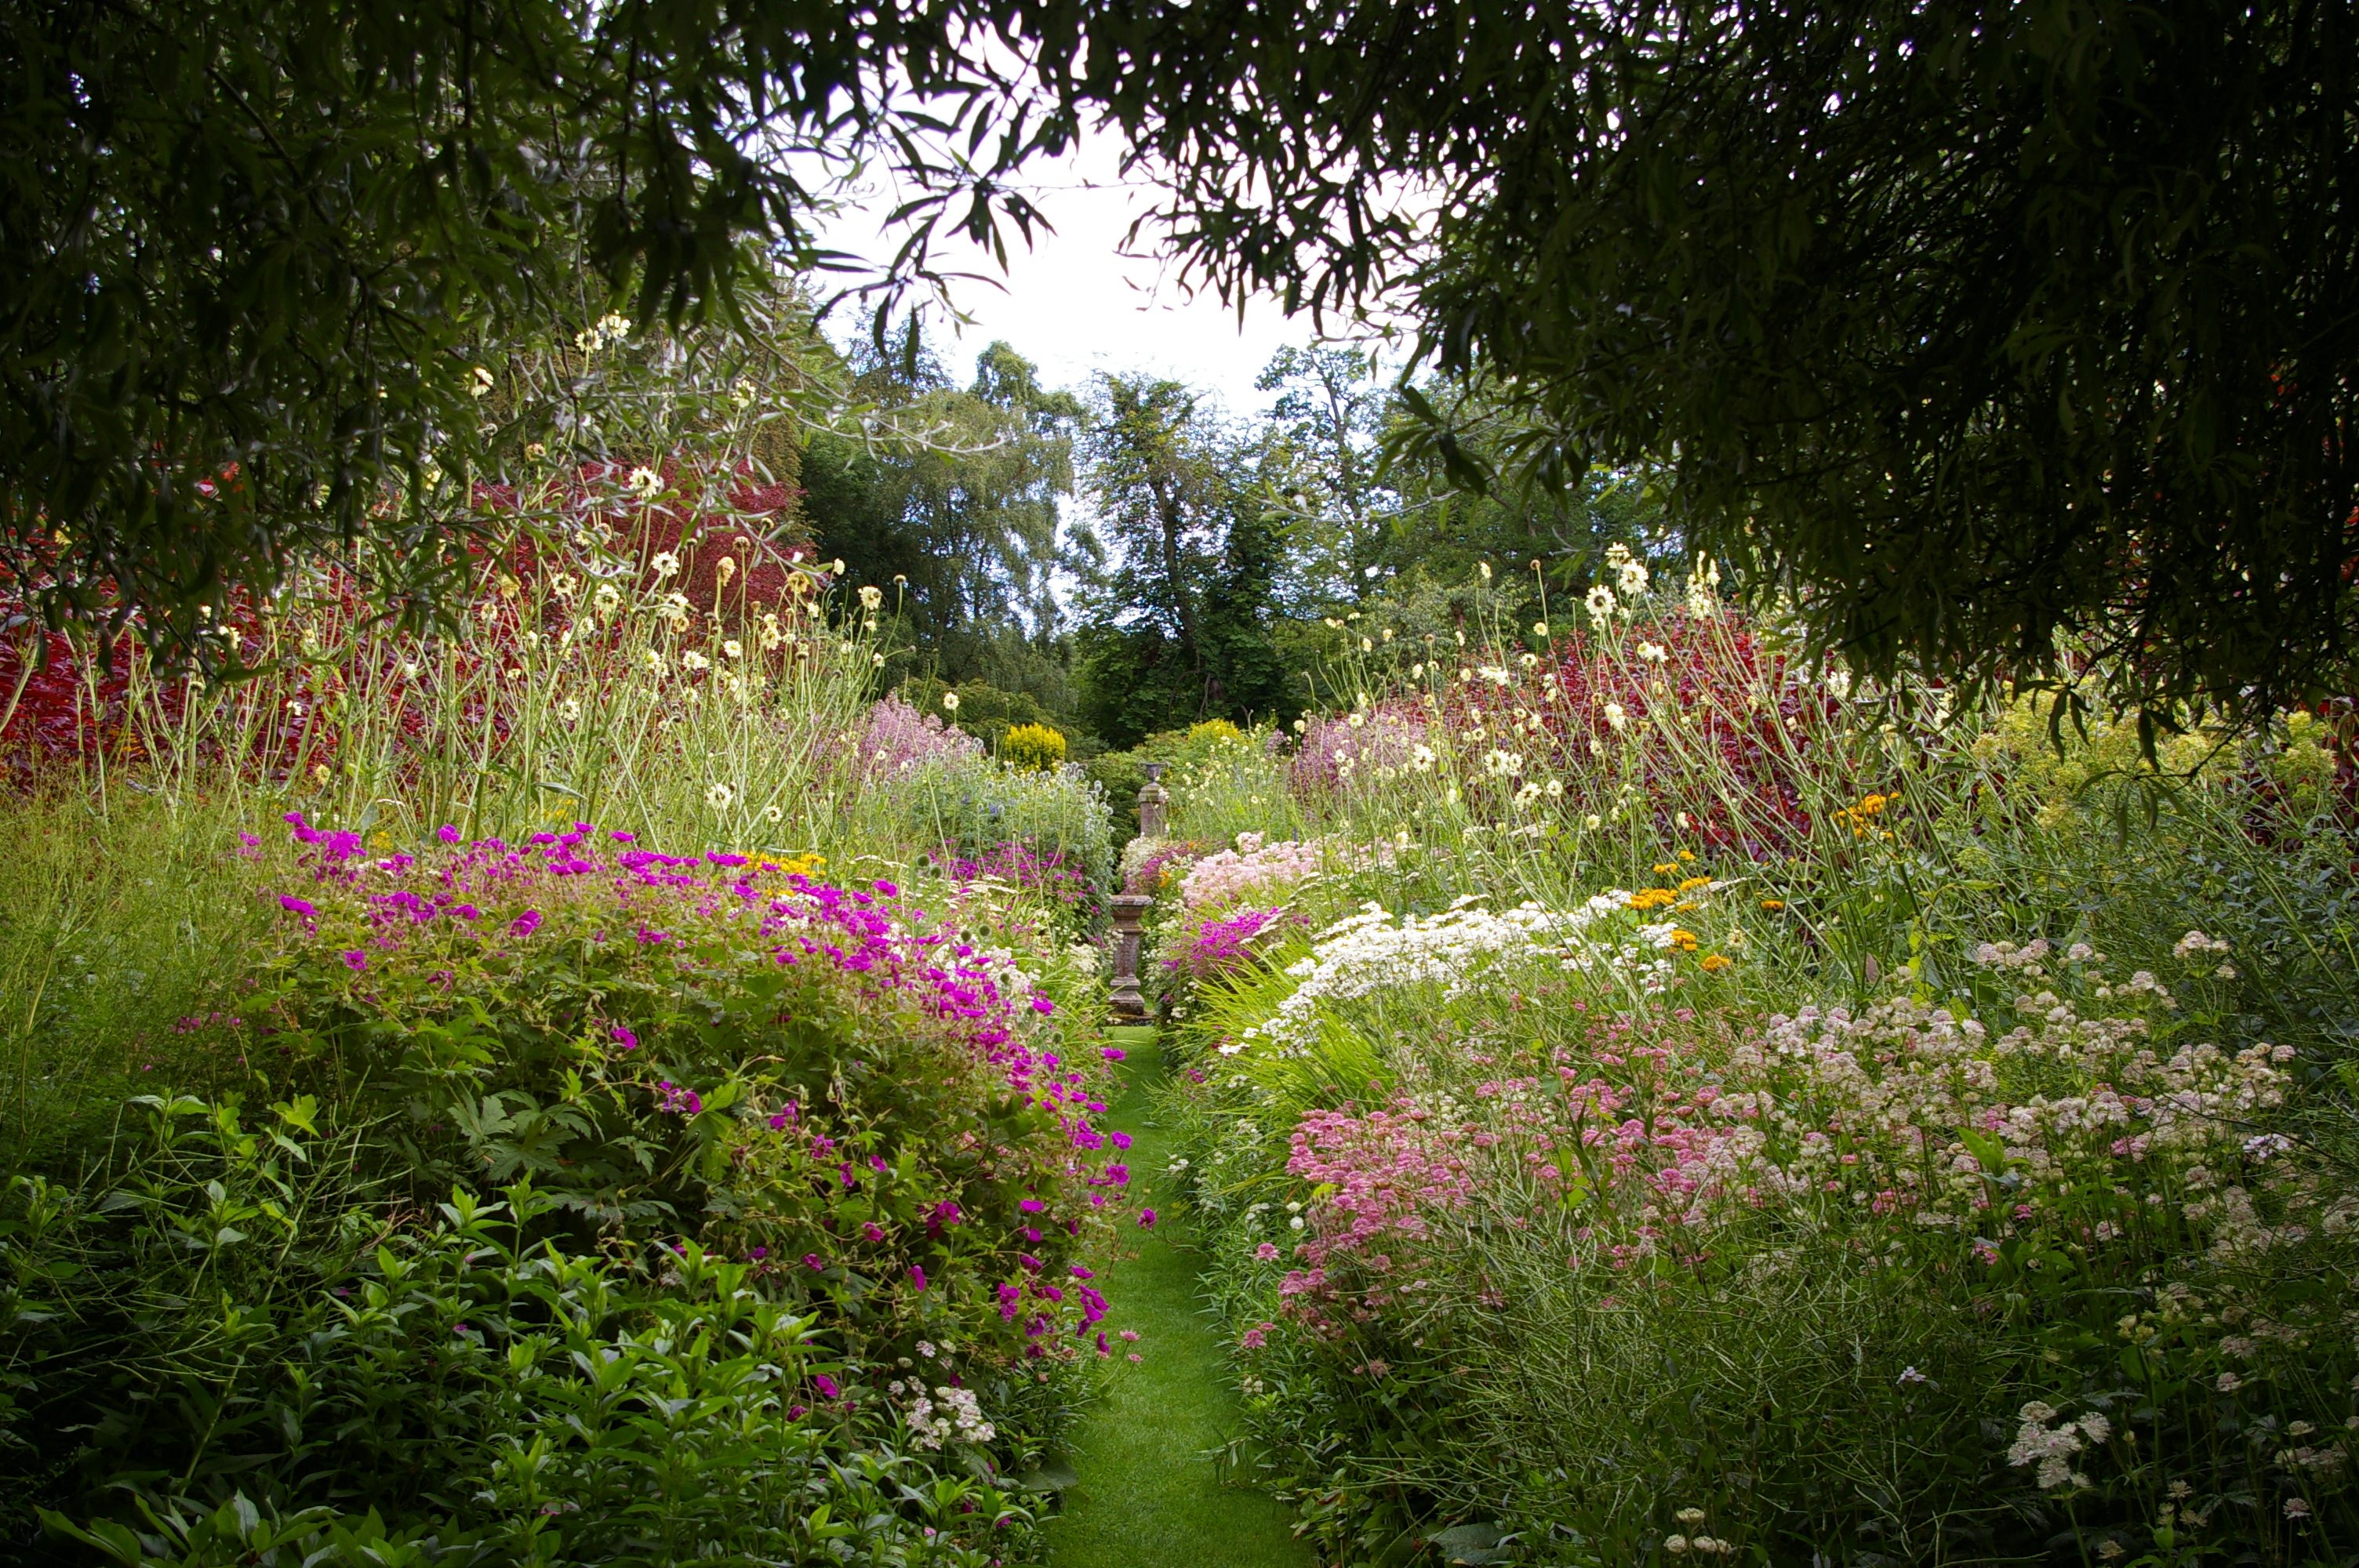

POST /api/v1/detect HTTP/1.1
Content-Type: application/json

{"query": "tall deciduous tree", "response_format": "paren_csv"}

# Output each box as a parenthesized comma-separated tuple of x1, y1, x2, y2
(1255, 345, 1397, 609)
(801, 336, 1081, 693)
(1072, 375, 1292, 744)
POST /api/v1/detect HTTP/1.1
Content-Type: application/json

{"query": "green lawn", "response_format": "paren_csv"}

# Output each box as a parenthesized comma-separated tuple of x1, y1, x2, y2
(1044, 1028, 1310, 1568)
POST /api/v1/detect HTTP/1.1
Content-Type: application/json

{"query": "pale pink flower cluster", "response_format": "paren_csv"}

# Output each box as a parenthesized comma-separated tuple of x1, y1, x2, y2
(1270, 971, 2300, 1327)
(2008, 1400, 2110, 1491)
(1290, 710, 1423, 792)
(855, 694, 982, 779)
(900, 1382, 994, 1450)
(1277, 1098, 1485, 1326)
(1178, 833, 1325, 911)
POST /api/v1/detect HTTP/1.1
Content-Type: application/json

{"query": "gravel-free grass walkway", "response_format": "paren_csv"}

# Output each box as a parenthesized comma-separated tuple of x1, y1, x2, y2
(1044, 1027, 1309, 1568)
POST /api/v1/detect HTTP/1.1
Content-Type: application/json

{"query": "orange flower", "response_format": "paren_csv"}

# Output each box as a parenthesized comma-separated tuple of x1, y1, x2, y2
(1699, 953, 1732, 972)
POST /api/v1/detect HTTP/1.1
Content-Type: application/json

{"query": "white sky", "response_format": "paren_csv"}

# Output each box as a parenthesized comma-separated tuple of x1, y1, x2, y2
(811, 132, 1316, 416)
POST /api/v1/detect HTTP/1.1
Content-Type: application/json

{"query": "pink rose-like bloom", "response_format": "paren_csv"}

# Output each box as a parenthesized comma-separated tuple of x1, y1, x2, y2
(1255, 1242, 1281, 1261)
(1240, 1325, 1267, 1350)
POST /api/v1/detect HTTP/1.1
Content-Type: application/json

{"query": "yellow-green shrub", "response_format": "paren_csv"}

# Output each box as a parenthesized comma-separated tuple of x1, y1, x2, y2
(1001, 721, 1068, 771)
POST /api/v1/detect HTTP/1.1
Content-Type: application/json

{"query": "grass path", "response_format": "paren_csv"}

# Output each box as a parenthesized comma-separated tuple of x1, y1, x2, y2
(1044, 1027, 1309, 1568)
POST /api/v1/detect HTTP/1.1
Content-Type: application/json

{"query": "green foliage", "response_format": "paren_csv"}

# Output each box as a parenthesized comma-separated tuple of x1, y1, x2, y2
(3, 1100, 1032, 1564)
(1037, 0, 2359, 717)
(1070, 378, 1302, 746)
(1137, 571, 2359, 1563)
(0, 0, 1083, 658)
(887, 758, 1116, 905)
(0, 792, 273, 1160)
(17, 0, 2348, 724)
(1086, 721, 1276, 843)
(1253, 346, 1398, 610)
(805, 338, 1083, 691)
(899, 677, 1060, 753)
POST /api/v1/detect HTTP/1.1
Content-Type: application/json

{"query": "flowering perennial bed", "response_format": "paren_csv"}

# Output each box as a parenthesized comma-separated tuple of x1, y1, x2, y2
(1125, 585, 2359, 1566)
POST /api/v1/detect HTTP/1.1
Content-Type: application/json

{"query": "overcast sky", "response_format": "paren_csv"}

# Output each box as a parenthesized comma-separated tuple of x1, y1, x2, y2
(811, 132, 1318, 416)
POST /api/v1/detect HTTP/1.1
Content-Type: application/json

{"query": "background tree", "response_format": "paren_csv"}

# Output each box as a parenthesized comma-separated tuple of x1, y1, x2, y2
(1255, 345, 1398, 610)
(1058, 0, 2359, 720)
(801, 334, 1082, 708)
(1071, 376, 1293, 745)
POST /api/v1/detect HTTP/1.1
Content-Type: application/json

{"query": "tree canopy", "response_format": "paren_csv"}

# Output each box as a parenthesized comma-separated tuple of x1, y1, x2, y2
(9, 0, 2354, 716)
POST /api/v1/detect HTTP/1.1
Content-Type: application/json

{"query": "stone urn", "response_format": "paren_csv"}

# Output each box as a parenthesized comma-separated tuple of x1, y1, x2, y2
(1136, 762, 1169, 839)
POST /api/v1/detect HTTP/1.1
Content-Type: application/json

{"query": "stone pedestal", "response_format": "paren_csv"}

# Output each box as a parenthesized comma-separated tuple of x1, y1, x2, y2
(1107, 894, 1152, 1021)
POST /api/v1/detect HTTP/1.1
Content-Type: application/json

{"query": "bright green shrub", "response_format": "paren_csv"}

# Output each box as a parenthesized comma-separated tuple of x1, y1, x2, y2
(5, 1099, 1031, 1564)
(1001, 722, 1069, 771)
